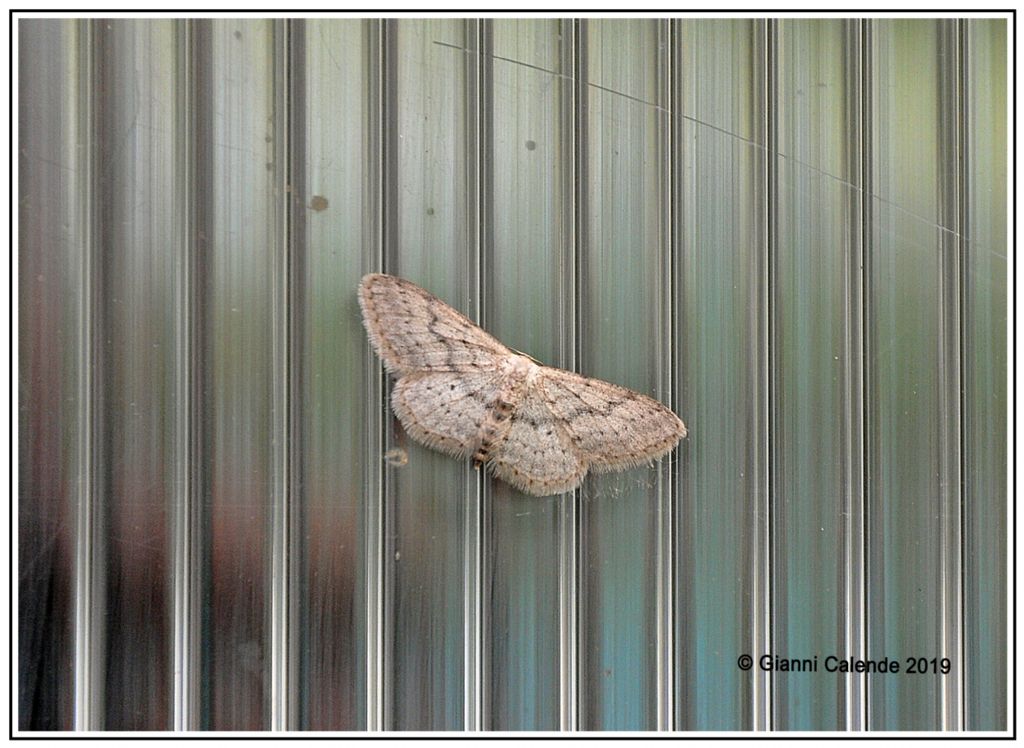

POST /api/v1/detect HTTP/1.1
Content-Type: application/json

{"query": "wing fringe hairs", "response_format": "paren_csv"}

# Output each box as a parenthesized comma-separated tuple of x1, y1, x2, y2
(358, 273, 687, 496)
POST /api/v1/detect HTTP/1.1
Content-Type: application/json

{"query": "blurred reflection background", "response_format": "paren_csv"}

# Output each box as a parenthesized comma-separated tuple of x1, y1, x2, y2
(18, 17, 1007, 732)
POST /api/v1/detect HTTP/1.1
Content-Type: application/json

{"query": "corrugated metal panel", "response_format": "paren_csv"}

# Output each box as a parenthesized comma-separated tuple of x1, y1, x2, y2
(17, 16, 1008, 732)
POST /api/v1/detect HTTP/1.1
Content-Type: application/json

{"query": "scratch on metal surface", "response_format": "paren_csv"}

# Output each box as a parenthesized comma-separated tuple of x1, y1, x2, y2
(317, 24, 344, 71)
(433, 38, 971, 244)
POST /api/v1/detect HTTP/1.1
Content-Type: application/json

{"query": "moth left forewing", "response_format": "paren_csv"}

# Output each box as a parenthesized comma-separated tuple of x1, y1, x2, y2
(358, 273, 511, 375)
(535, 367, 686, 471)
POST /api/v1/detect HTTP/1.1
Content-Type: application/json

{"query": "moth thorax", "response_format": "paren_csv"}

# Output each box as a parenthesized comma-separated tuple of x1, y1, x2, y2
(503, 354, 536, 380)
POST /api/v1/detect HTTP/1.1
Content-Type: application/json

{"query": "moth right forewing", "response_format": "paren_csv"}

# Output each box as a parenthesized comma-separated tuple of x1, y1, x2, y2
(536, 367, 686, 469)
(359, 273, 511, 375)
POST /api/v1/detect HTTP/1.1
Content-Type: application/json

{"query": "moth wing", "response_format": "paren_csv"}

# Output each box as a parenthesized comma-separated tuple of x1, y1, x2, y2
(534, 367, 686, 471)
(487, 385, 587, 496)
(359, 273, 511, 375)
(391, 370, 503, 459)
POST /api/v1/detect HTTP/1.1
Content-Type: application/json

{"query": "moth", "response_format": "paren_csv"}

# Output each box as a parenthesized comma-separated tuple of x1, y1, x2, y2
(358, 273, 687, 496)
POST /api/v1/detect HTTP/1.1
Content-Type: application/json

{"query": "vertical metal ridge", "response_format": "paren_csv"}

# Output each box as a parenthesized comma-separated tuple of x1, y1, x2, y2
(572, 20, 587, 731)
(842, 18, 868, 732)
(363, 18, 392, 731)
(936, 18, 966, 732)
(763, 17, 778, 732)
(463, 18, 493, 732)
(480, 18, 494, 731)
(172, 18, 201, 732)
(72, 18, 102, 732)
(654, 17, 676, 733)
(268, 17, 296, 729)
(762, 21, 778, 724)
(268, 20, 287, 728)
(270, 17, 305, 729)
(556, 17, 583, 733)
(668, 18, 688, 731)
(956, 19, 971, 731)
(192, 20, 216, 729)
(751, 18, 773, 733)
(288, 19, 307, 730)
(858, 18, 874, 732)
